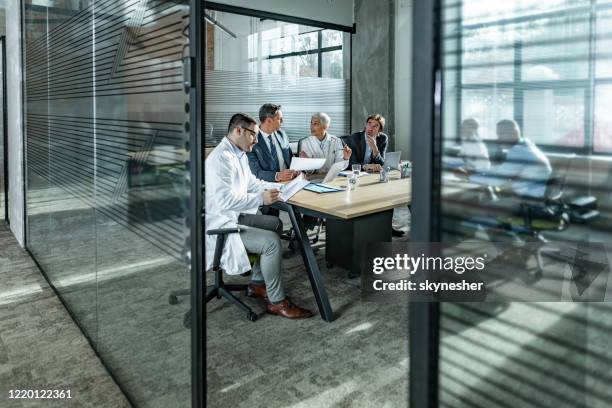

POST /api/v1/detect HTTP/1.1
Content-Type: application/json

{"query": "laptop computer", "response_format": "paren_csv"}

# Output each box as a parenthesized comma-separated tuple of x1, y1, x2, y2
(384, 151, 401, 170)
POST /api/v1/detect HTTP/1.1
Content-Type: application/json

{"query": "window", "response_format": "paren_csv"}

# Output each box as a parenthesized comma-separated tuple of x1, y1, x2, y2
(257, 26, 345, 79)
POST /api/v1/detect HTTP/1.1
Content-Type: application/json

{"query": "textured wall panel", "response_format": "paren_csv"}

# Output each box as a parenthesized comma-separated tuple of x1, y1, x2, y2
(25, 0, 189, 259)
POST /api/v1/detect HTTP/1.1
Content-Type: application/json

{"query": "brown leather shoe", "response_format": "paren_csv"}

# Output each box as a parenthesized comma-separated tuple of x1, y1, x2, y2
(267, 298, 314, 319)
(247, 283, 268, 300)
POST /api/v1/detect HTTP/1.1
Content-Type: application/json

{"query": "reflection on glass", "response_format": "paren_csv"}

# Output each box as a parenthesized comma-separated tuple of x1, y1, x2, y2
(594, 85, 612, 153)
(524, 89, 585, 147)
(23, 1, 191, 406)
(440, 1, 612, 406)
(461, 89, 513, 140)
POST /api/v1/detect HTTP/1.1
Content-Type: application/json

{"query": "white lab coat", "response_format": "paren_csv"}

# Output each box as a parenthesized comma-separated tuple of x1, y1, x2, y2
(205, 137, 281, 274)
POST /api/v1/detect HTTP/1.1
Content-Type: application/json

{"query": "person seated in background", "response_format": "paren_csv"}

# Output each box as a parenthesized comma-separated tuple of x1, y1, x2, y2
(467, 119, 552, 267)
(299, 112, 352, 174)
(470, 119, 551, 208)
(455, 118, 491, 175)
(206, 112, 313, 319)
(247, 103, 299, 182)
(346, 114, 388, 172)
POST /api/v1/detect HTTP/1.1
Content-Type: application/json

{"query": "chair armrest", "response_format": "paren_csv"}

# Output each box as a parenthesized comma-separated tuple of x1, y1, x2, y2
(207, 227, 241, 236)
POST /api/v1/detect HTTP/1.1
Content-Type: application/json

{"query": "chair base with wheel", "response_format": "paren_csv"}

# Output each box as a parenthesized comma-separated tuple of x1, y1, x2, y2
(205, 266, 257, 322)
(205, 227, 258, 322)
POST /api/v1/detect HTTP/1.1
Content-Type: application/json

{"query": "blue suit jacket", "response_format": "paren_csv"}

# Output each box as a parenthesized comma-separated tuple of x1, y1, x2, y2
(247, 129, 293, 181)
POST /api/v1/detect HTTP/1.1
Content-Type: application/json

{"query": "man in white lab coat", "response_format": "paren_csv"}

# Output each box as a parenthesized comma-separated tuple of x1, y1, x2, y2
(205, 113, 313, 319)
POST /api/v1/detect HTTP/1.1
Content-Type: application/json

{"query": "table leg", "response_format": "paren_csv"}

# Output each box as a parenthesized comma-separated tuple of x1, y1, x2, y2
(282, 203, 335, 322)
(326, 210, 393, 278)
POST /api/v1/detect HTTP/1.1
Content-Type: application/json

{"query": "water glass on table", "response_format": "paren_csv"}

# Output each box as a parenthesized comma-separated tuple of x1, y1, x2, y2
(349, 164, 361, 190)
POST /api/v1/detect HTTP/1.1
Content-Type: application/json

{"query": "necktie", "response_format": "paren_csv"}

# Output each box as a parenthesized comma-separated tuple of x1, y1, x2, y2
(268, 135, 280, 170)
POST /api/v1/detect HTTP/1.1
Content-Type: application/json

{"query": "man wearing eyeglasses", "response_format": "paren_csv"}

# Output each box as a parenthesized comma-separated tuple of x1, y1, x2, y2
(205, 113, 314, 319)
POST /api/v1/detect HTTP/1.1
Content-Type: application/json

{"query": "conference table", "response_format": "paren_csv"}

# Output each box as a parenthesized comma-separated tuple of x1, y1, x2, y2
(275, 171, 411, 322)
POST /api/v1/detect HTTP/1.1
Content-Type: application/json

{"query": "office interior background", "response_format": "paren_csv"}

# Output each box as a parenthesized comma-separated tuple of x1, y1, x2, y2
(0, 0, 612, 407)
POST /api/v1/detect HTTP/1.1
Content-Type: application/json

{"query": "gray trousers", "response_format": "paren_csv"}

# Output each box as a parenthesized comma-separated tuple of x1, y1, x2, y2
(237, 214, 285, 303)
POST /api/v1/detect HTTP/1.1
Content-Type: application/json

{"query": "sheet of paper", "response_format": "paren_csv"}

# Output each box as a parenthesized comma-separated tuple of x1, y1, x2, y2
(323, 161, 347, 183)
(289, 157, 326, 171)
(280, 174, 310, 201)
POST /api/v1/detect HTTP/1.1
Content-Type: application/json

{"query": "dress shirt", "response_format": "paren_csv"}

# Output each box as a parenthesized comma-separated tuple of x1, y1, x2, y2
(363, 133, 373, 164)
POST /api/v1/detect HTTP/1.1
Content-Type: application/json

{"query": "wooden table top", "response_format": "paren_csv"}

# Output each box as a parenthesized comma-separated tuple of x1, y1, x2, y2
(288, 171, 411, 219)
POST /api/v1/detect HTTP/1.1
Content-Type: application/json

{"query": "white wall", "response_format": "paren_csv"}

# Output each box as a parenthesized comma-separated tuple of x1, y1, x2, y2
(6, 0, 24, 246)
(394, 0, 412, 158)
(211, 0, 354, 28)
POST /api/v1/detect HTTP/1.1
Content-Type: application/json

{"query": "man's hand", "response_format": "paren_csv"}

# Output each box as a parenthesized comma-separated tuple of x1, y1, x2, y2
(364, 163, 383, 172)
(275, 169, 299, 182)
(342, 144, 352, 160)
(262, 189, 280, 205)
(366, 135, 379, 157)
(299, 150, 308, 158)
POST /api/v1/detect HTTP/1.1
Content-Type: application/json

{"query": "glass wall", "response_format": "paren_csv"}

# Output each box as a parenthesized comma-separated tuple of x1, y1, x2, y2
(439, 0, 612, 406)
(23, 1, 192, 406)
(204, 10, 351, 145)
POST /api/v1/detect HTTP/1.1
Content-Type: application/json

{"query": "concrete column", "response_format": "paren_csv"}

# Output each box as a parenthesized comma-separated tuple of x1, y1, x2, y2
(352, 0, 394, 145)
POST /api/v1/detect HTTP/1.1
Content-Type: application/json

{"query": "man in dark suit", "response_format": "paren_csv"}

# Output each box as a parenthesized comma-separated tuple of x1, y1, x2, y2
(247, 103, 299, 182)
(347, 114, 405, 237)
(346, 114, 388, 172)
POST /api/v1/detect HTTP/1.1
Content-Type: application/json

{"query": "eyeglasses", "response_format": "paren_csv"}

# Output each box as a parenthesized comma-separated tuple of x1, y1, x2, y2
(241, 127, 257, 136)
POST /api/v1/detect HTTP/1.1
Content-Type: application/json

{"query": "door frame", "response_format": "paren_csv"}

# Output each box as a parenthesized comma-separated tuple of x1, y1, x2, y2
(1, 36, 8, 224)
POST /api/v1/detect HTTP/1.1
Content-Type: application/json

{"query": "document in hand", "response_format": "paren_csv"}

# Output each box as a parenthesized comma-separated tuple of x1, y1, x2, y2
(289, 157, 326, 171)
(280, 174, 310, 201)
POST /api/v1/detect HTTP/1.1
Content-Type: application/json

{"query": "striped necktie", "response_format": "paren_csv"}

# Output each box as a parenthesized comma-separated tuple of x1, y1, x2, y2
(268, 134, 280, 170)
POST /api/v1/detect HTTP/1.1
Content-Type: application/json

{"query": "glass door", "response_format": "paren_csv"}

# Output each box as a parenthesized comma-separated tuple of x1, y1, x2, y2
(436, 1, 612, 407)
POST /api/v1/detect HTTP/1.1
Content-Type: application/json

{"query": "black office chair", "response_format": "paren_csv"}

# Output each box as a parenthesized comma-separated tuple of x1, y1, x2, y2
(496, 154, 599, 279)
(169, 182, 259, 326)
(205, 226, 258, 321)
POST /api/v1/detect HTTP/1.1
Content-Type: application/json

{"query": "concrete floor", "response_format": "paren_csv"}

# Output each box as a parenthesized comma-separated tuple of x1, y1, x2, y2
(0, 222, 131, 408)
